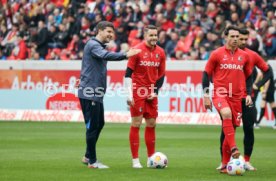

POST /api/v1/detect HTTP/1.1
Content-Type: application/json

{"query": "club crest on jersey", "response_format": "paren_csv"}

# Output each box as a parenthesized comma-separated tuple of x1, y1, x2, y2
(218, 102, 221, 108)
(238, 56, 242, 61)
(139, 107, 143, 112)
(156, 54, 159, 59)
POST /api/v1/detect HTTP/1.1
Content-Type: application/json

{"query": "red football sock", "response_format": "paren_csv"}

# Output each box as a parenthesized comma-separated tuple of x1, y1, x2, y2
(222, 139, 231, 165)
(145, 126, 155, 157)
(222, 118, 237, 150)
(244, 155, 250, 162)
(129, 126, 140, 159)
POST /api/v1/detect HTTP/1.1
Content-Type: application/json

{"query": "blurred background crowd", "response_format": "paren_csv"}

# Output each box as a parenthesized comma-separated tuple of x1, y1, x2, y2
(0, 0, 275, 61)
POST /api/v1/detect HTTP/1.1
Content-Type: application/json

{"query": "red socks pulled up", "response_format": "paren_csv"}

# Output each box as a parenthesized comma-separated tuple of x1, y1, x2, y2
(129, 126, 140, 158)
(129, 126, 156, 158)
(222, 118, 237, 149)
(145, 126, 155, 157)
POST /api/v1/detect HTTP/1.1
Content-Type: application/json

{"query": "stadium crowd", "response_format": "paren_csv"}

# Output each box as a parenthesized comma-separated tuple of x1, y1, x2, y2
(0, 0, 275, 61)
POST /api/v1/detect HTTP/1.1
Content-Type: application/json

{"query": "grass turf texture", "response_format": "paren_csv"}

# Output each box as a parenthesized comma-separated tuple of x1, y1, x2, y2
(0, 121, 275, 181)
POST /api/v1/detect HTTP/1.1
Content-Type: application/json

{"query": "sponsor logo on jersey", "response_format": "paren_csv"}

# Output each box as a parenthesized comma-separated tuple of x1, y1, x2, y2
(143, 53, 149, 59)
(139, 61, 160, 67)
(220, 64, 244, 70)
(222, 55, 228, 61)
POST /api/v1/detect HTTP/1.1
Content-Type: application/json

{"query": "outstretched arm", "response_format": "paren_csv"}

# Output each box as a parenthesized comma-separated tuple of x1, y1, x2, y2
(91, 43, 141, 61)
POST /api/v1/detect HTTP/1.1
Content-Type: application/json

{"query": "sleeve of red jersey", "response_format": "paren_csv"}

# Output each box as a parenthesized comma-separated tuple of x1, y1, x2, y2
(244, 53, 253, 78)
(204, 51, 217, 76)
(127, 53, 138, 70)
(158, 50, 166, 78)
(254, 52, 269, 72)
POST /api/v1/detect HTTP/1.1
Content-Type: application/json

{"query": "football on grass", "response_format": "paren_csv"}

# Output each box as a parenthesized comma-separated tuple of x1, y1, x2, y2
(148, 152, 168, 169)
(227, 158, 246, 176)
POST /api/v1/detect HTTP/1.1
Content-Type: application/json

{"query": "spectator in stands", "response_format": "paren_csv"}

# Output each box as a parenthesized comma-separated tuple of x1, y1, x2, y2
(123, 4, 136, 28)
(187, 48, 199, 60)
(28, 6, 46, 28)
(240, 0, 250, 21)
(0, 23, 8, 46)
(67, 15, 80, 39)
(52, 23, 69, 49)
(0, 48, 6, 60)
(33, 21, 48, 59)
(203, 32, 221, 52)
(157, 30, 169, 48)
(81, 16, 90, 32)
(248, 30, 261, 53)
(193, 30, 206, 50)
(206, 2, 219, 19)
(200, 14, 214, 34)
(115, 24, 128, 51)
(1, 23, 19, 57)
(0, 0, 274, 61)
(47, 15, 55, 30)
(213, 15, 226, 36)
(165, 31, 178, 58)
(53, 8, 63, 26)
(230, 12, 241, 27)
(164, 1, 176, 22)
(12, 32, 27, 60)
(47, 50, 60, 60)
(132, 4, 143, 24)
(266, 10, 275, 26)
(199, 46, 210, 61)
(245, 1, 262, 23)
(48, 24, 57, 47)
(264, 27, 276, 58)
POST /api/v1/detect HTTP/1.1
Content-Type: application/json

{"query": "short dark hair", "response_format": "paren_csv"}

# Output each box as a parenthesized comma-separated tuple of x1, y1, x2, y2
(224, 25, 240, 36)
(95, 21, 115, 34)
(144, 25, 157, 34)
(239, 29, 249, 35)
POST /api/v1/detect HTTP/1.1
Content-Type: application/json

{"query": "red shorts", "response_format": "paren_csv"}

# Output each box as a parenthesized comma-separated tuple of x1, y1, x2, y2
(212, 96, 242, 127)
(130, 97, 158, 119)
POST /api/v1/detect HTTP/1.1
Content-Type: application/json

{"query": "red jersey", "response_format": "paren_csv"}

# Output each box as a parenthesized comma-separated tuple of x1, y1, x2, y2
(243, 47, 269, 97)
(244, 48, 269, 72)
(205, 46, 252, 99)
(127, 41, 166, 93)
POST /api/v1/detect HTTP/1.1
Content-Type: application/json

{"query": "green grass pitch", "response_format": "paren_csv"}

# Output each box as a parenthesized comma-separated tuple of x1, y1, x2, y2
(0, 121, 276, 181)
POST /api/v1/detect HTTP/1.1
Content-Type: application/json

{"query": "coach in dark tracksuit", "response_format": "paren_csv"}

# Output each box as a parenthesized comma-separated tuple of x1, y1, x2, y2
(78, 21, 141, 169)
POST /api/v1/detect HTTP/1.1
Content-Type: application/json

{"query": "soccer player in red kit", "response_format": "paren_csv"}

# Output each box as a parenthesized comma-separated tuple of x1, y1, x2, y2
(217, 29, 272, 171)
(202, 25, 253, 173)
(124, 25, 166, 168)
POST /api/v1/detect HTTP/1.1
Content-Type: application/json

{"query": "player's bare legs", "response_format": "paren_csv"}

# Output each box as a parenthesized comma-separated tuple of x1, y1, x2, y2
(129, 115, 143, 168)
(145, 118, 156, 167)
(269, 102, 276, 129)
(256, 99, 267, 129)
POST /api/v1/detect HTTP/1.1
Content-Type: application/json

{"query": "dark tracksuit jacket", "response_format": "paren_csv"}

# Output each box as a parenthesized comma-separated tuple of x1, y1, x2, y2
(78, 38, 127, 103)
